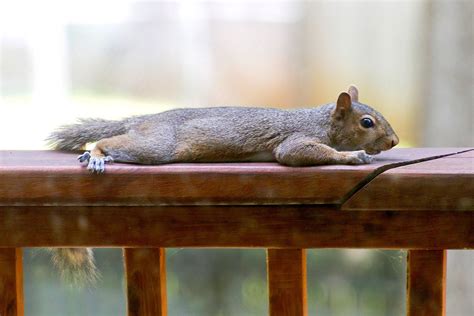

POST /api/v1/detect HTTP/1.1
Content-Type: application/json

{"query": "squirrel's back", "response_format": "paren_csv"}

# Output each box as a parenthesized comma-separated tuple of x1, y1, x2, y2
(46, 85, 399, 286)
(48, 105, 333, 153)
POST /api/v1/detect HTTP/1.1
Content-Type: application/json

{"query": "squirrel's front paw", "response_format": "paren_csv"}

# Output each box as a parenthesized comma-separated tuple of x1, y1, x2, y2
(77, 152, 91, 163)
(78, 151, 113, 173)
(346, 150, 373, 165)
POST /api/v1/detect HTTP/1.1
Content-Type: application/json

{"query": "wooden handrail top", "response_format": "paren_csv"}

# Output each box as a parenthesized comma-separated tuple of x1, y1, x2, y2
(343, 150, 473, 211)
(0, 148, 472, 207)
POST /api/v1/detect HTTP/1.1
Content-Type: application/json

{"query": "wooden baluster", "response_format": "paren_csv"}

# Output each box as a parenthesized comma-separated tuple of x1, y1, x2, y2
(267, 249, 307, 316)
(124, 248, 167, 316)
(0, 248, 23, 316)
(407, 250, 446, 316)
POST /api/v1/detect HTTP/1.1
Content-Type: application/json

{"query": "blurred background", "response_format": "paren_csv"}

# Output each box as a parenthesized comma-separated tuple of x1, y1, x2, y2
(0, 0, 472, 315)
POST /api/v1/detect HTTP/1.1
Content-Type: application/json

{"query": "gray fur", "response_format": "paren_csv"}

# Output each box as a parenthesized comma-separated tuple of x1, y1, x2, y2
(47, 97, 399, 286)
(47, 118, 131, 150)
(48, 103, 397, 165)
(47, 248, 99, 286)
(48, 105, 333, 161)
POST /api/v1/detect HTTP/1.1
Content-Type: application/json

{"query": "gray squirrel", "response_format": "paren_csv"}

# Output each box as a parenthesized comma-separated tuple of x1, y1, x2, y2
(47, 85, 398, 284)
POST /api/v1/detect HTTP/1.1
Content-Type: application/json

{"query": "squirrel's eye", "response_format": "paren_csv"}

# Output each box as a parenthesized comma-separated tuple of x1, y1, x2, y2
(360, 118, 374, 128)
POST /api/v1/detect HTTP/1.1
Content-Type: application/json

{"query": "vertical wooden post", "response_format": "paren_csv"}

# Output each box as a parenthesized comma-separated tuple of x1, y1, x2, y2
(0, 248, 24, 316)
(407, 250, 446, 316)
(267, 249, 307, 316)
(124, 248, 167, 316)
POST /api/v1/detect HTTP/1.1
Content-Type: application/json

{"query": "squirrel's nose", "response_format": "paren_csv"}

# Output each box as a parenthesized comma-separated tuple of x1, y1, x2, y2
(390, 135, 399, 148)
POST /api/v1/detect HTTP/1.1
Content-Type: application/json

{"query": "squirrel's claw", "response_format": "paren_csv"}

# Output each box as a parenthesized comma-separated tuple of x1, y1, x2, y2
(78, 151, 113, 173)
(87, 157, 104, 173)
(86, 156, 113, 173)
(77, 152, 91, 163)
(347, 150, 373, 165)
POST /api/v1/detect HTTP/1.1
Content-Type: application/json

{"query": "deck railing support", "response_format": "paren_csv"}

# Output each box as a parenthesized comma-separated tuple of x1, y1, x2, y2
(0, 248, 23, 316)
(407, 250, 446, 316)
(124, 248, 167, 316)
(267, 249, 307, 316)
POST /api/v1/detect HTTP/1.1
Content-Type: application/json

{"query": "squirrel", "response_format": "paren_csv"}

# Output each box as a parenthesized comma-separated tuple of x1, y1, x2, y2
(47, 85, 398, 284)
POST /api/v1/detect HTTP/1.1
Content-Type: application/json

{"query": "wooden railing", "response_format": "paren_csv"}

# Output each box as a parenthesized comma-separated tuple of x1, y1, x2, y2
(0, 148, 472, 316)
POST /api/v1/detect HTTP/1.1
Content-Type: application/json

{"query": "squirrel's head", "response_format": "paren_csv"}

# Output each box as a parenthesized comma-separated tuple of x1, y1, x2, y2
(330, 85, 399, 155)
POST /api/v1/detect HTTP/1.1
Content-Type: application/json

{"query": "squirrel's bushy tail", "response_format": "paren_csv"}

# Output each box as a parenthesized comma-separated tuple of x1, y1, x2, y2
(47, 248, 99, 286)
(47, 119, 124, 285)
(47, 118, 129, 150)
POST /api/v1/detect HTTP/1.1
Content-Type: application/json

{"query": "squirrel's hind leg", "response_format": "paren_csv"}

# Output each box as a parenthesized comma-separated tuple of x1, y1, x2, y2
(78, 147, 114, 174)
(77, 151, 114, 173)
(77, 134, 134, 173)
(79, 131, 175, 173)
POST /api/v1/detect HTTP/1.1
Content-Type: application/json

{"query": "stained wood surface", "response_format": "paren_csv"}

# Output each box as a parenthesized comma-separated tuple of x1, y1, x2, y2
(0, 148, 471, 315)
(0, 148, 466, 206)
(0, 206, 472, 249)
(407, 250, 446, 316)
(124, 248, 167, 316)
(343, 150, 474, 210)
(267, 249, 307, 316)
(0, 248, 23, 316)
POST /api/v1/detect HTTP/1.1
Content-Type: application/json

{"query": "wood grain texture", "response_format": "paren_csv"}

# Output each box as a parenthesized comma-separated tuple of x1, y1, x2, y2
(0, 248, 23, 316)
(0, 148, 466, 206)
(124, 248, 167, 316)
(0, 206, 472, 249)
(267, 249, 307, 316)
(343, 150, 474, 210)
(407, 250, 446, 316)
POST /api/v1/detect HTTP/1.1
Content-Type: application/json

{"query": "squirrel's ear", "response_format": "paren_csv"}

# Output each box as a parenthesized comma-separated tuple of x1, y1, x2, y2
(348, 85, 359, 102)
(334, 92, 352, 119)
